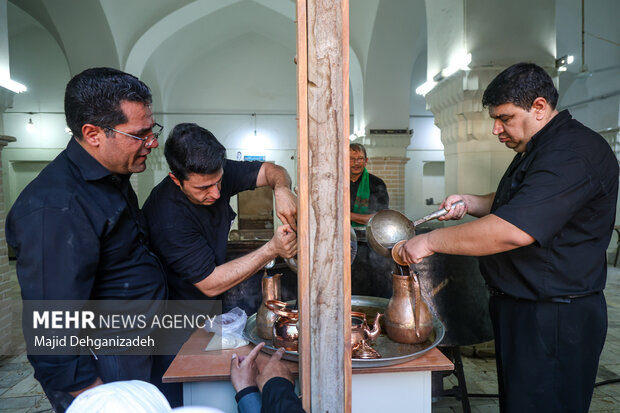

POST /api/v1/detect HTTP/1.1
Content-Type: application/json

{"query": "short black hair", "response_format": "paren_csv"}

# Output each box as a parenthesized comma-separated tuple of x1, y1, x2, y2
(482, 63, 558, 110)
(164, 123, 227, 182)
(64, 67, 152, 139)
(350, 143, 367, 158)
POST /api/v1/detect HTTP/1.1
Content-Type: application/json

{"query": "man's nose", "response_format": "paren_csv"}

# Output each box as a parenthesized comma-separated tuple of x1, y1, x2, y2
(492, 119, 504, 135)
(209, 185, 221, 200)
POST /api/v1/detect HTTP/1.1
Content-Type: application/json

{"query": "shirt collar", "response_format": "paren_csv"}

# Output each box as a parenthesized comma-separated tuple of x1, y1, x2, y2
(66, 137, 115, 181)
(526, 109, 572, 152)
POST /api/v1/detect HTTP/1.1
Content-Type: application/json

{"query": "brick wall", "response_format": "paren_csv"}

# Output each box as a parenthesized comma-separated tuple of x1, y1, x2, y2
(367, 156, 409, 212)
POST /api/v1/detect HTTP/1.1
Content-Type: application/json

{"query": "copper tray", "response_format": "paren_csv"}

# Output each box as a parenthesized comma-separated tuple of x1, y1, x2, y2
(243, 295, 445, 368)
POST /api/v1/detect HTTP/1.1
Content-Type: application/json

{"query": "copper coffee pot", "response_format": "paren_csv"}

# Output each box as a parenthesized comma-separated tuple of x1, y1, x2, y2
(350, 311, 383, 348)
(256, 264, 281, 339)
(266, 300, 299, 351)
(351, 311, 383, 359)
(384, 269, 433, 344)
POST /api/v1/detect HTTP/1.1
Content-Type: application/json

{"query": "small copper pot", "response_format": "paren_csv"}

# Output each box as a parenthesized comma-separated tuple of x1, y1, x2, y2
(351, 311, 382, 349)
(266, 300, 298, 351)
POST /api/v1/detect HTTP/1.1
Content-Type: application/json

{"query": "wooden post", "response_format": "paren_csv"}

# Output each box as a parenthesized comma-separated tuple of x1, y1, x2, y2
(296, 0, 351, 411)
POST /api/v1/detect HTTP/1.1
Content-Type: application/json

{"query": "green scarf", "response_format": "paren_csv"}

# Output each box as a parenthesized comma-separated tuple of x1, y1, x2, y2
(352, 168, 370, 227)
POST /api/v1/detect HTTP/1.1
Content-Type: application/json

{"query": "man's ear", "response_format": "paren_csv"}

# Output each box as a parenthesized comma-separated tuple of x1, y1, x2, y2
(169, 172, 182, 188)
(81, 124, 104, 147)
(531, 97, 549, 120)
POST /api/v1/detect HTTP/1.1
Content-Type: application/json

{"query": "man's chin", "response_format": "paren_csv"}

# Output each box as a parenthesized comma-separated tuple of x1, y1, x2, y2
(129, 162, 147, 174)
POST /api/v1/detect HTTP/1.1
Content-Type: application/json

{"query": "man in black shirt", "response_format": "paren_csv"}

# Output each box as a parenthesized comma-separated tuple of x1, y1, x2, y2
(396, 63, 618, 412)
(143, 123, 297, 303)
(349, 143, 389, 226)
(142, 123, 297, 406)
(6, 68, 167, 412)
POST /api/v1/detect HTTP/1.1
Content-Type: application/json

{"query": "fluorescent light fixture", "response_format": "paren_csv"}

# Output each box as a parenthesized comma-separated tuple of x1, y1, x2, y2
(349, 129, 364, 141)
(441, 53, 472, 78)
(416, 52, 472, 96)
(555, 55, 574, 70)
(0, 77, 27, 93)
(416, 80, 437, 96)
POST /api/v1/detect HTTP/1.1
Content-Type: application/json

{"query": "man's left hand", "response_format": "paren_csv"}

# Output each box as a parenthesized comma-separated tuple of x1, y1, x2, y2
(230, 342, 265, 392)
(274, 187, 297, 231)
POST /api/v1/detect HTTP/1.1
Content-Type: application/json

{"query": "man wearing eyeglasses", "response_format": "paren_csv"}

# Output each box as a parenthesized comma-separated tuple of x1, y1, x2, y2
(6, 67, 167, 412)
(349, 143, 389, 226)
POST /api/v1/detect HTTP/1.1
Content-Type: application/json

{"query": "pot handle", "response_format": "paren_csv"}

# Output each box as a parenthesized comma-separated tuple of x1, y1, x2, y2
(413, 200, 464, 227)
(266, 300, 298, 320)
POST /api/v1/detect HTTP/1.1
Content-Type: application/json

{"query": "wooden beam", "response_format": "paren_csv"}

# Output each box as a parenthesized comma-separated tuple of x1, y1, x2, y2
(297, 0, 351, 411)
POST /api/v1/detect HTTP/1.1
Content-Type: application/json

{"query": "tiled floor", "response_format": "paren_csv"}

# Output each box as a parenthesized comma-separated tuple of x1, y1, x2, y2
(1, 267, 620, 412)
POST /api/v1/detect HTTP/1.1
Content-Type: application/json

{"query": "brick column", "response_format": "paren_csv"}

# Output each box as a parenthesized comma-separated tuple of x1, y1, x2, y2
(366, 156, 408, 212)
(355, 132, 410, 213)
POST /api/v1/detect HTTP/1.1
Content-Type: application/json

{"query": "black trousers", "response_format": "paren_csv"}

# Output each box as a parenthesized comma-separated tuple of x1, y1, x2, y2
(41, 354, 153, 413)
(490, 293, 607, 413)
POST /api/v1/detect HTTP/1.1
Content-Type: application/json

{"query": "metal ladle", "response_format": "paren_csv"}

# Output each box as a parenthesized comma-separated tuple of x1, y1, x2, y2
(366, 201, 465, 258)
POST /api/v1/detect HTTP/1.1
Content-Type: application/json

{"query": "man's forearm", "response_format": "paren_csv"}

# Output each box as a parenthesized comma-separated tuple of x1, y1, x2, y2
(351, 212, 374, 225)
(194, 242, 278, 297)
(257, 163, 292, 190)
(463, 193, 495, 217)
(427, 214, 534, 256)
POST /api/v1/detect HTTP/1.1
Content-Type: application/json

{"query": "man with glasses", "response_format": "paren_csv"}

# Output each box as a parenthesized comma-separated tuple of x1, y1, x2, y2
(349, 143, 391, 298)
(6, 67, 168, 412)
(349, 143, 389, 226)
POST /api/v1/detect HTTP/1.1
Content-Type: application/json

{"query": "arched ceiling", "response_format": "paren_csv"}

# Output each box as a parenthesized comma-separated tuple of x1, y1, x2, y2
(7, 0, 619, 126)
(137, 0, 296, 98)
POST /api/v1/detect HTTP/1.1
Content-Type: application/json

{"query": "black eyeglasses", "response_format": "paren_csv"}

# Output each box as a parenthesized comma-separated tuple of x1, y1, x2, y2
(104, 123, 163, 148)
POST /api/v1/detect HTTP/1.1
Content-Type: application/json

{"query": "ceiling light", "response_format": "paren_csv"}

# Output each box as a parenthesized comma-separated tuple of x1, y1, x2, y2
(555, 55, 574, 70)
(416, 80, 437, 96)
(441, 53, 472, 78)
(0, 77, 27, 93)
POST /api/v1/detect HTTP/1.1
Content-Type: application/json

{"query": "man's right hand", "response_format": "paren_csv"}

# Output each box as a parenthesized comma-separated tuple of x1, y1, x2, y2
(269, 224, 297, 259)
(256, 347, 294, 391)
(439, 193, 495, 219)
(438, 195, 468, 221)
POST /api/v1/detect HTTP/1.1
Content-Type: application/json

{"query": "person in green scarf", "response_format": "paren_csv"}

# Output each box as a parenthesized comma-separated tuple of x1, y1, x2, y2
(350, 143, 389, 226)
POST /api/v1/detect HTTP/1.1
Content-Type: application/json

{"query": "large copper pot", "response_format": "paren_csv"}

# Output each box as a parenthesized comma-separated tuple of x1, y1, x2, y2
(384, 271, 433, 344)
(256, 272, 281, 339)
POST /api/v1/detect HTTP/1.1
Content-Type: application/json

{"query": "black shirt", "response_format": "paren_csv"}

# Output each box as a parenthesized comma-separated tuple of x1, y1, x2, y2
(5, 138, 167, 392)
(143, 160, 262, 301)
(480, 110, 619, 300)
(349, 172, 389, 213)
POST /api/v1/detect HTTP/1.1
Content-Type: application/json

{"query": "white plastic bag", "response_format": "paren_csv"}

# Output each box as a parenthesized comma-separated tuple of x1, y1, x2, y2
(203, 307, 249, 351)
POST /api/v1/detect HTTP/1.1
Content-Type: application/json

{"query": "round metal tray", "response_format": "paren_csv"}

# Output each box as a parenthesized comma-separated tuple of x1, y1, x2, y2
(243, 295, 445, 368)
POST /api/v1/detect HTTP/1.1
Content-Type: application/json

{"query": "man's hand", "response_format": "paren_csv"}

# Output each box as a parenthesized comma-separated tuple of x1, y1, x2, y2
(438, 195, 468, 221)
(268, 224, 297, 259)
(274, 187, 298, 231)
(397, 233, 434, 265)
(256, 347, 294, 391)
(230, 342, 265, 392)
